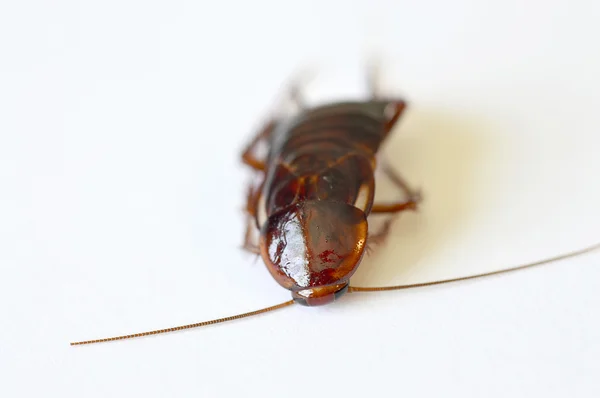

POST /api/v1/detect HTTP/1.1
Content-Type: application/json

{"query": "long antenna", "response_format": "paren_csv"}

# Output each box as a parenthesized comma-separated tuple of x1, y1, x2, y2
(70, 242, 600, 346)
(70, 300, 295, 346)
(349, 241, 600, 292)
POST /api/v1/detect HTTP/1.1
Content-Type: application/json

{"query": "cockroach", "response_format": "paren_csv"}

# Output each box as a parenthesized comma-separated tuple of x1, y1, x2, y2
(70, 68, 600, 345)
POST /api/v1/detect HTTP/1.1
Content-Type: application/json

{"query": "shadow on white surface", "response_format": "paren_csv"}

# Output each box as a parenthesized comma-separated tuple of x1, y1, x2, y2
(352, 107, 494, 287)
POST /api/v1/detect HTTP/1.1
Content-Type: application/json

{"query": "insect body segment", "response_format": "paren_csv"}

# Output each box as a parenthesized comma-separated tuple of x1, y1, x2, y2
(243, 85, 416, 306)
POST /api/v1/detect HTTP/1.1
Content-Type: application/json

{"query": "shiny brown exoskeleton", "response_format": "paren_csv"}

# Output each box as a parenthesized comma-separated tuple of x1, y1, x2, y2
(69, 72, 600, 346)
(241, 76, 421, 306)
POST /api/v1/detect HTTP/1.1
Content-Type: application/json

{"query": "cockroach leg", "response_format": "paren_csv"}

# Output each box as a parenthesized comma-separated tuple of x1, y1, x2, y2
(241, 72, 311, 171)
(241, 120, 276, 171)
(244, 180, 260, 216)
(382, 162, 418, 197)
(371, 162, 421, 214)
(241, 180, 263, 254)
(242, 215, 261, 255)
(371, 200, 419, 214)
(366, 217, 395, 254)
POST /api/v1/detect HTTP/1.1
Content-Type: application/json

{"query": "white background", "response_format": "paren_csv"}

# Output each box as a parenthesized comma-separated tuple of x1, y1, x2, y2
(2, 1, 600, 397)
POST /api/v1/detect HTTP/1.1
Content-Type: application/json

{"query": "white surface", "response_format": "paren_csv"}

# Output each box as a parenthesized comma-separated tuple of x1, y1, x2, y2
(2, 1, 600, 397)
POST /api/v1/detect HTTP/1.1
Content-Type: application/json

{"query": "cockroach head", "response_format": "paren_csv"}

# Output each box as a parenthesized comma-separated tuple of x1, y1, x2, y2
(259, 200, 368, 306)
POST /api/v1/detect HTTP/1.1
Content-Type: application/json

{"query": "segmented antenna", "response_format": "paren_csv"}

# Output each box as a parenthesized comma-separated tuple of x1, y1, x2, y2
(70, 300, 294, 346)
(70, 242, 600, 346)
(349, 241, 600, 292)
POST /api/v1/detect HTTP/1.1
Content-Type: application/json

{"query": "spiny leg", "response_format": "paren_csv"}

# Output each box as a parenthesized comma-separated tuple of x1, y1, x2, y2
(241, 73, 311, 170)
(371, 200, 418, 213)
(242, 217, 260, 255)
(371, 162, 421, 214)
(242, 180, 263, 255)
(365, 60, 415, 244)
(241, 120, 275, 172)
(365, 217, 395, 255)
(367, 163, 421, 250)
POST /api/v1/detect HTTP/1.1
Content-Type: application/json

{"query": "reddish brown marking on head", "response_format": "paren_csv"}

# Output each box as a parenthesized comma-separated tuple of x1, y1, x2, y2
(259, 200, 367, 306)
(318, 249, 341, 264)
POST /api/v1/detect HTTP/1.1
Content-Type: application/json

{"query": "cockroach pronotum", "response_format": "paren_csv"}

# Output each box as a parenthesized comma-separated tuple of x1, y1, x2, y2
(70, 67, 600, 346)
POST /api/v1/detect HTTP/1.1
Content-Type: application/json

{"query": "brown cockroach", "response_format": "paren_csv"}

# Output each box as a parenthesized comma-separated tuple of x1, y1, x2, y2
(70, 69, 600, 345)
